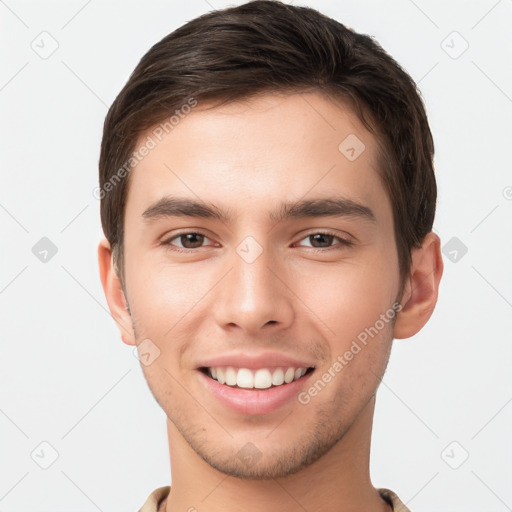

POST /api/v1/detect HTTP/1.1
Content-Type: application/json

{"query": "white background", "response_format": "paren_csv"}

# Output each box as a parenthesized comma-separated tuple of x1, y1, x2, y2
(1, 0, 511, 510)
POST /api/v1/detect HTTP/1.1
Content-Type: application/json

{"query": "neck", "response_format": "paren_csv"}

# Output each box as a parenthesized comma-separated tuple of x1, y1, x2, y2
(163, 396, 390, 512)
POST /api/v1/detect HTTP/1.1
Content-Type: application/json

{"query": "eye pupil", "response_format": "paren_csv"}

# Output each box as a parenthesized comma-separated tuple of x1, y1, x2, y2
(181, 233, 204, 248)
(310, 233, 333, 248)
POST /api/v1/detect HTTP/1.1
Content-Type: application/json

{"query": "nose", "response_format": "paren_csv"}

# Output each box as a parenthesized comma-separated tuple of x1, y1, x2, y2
(212, 238, 294, 335)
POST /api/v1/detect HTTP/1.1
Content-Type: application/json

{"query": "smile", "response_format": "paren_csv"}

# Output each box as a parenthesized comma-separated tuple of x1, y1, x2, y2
(203, 366, 314, 389)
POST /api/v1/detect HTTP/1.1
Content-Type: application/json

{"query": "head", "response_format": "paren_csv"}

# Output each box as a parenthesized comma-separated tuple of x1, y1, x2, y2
(98, 0, 442, 479)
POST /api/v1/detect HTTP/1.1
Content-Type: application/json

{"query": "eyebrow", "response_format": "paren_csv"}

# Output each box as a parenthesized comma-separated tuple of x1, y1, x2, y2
(141, 196, 376, 225)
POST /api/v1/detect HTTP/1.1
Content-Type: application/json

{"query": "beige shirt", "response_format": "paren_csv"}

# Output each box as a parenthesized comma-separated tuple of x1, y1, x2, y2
(138, 486, 411, 512)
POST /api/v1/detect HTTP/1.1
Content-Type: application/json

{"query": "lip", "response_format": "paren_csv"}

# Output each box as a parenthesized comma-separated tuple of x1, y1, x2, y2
(197, 351, 316, 370)
(198, 367, 315, 415)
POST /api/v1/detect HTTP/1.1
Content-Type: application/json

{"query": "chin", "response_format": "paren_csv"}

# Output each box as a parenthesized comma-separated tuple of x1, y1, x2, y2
(183, 415, 347, 480)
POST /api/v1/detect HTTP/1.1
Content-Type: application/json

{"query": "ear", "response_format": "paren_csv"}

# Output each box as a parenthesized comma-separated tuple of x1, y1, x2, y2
(393, 232, 444, 339)
(97, 238, 136, 345)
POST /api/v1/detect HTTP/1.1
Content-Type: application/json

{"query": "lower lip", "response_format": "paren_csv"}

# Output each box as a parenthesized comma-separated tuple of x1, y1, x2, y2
(198, 370, 314, 415)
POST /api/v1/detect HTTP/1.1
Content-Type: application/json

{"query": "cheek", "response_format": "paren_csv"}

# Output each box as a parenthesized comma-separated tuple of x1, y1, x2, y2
(125, 256, 210, 336)
(292, 255, 398, 346)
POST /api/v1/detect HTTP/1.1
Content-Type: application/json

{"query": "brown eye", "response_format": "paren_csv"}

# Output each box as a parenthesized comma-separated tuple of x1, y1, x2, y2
(162, 232, 215, 252)
(308, 233, 335, 248)
(296, 231, 353, 250)
(176, 233, 205, 249)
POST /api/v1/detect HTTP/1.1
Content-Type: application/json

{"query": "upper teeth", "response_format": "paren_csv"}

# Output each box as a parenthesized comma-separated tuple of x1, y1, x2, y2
(209, 367, 308, 389)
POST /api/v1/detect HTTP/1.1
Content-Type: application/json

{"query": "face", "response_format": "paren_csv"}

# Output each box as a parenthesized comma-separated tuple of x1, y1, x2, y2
(118, 92, 403, 478)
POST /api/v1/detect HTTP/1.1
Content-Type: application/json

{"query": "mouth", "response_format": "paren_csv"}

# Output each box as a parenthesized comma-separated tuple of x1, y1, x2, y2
(200, 366, 315, 389)
(196, 352, 317, 414)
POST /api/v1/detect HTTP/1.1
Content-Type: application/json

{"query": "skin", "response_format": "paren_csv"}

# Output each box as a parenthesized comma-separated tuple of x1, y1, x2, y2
(98, 92, 443, 512)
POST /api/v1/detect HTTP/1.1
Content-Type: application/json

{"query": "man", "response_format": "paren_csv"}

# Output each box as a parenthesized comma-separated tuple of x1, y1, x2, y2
(97, 1, 443, 510)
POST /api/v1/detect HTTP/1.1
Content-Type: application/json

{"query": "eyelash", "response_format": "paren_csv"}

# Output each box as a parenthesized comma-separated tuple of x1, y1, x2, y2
(160, 230, 354, 254)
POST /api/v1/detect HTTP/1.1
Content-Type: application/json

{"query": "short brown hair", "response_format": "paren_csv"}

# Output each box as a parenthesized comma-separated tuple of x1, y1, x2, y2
(99, 0, 436, 288)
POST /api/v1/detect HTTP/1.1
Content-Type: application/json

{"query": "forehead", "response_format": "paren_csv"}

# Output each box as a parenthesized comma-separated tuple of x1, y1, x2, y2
(125, 91, 388, 224)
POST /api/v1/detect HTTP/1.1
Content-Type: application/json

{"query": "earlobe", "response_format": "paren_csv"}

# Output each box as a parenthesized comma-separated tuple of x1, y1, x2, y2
(393, 232, 444, 339)
(97, 238, 136, 345)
